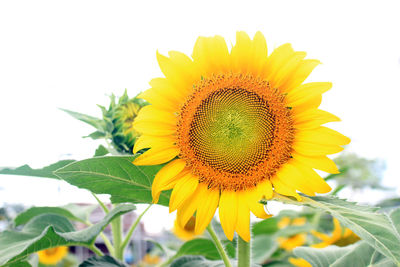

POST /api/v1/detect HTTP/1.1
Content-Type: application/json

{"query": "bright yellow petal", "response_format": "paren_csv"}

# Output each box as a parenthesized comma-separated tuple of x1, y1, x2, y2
(231, 31, 268, 76)
(292, 217, 306, 226)
(293, 109, 340, 129)
(296, 127, 350, 146)
(137, 85, 179, 113)
(272, 52, 307, 90)
(192, 35, 230, 75)
(263, 43, 295, 87)
(293, 141, 344, 156)
(289, 160, 332, 194)
(194, 184, 220, 234)
(133, 147, 179, 166)
(280, 59, 321, 93)
(286, 82, 332, 107)
(331, 218, 343, 241)
(271, 175, 301, 201)
(219, 190, 238, 240)
(134, 105, 177, 125)
(236, 191, 251, 242)
(151, 159, 186, 203)
(133, 135, 176, 154)
(292, 152, 339, 174)
(133, 121, 176, 136)
(177, 188, 202, 227)
(276, 163, 316, 196)
(169, 172, 199, 212)
(311, 230, 332, 243)
(245, 186, 272, 219)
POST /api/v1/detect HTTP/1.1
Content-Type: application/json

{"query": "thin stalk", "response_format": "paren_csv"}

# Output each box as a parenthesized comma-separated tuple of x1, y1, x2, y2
(87, 244, 104, 256)
(120, 204, 152, 252)
(206, 224, 233, 267)
(237, 236, 251, 267)
(91, 192, 109, 213)
(111, 216, 123, 260)
(86, 220, 115, 256)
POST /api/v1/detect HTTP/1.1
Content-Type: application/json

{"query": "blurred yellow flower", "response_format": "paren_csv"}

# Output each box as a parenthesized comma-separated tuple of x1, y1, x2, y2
(311, 218, 359, 248)
(289, 257, 312, 267)
(142, 254, 161, 265)
(173, 216, 203, 241)
(37, 246, 68, 265)
(277, 216, 307, 251)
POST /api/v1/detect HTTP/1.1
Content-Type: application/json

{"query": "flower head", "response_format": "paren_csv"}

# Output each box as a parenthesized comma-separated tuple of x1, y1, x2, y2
(133, 32, 350, 241)
(37, 246, 68, 265)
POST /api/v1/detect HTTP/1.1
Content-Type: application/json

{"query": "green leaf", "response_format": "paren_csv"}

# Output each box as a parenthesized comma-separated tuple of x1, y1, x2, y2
(175, 239, 220, 260)
(79, 255, 127, 267)
(252, 217, 279, 236)
(94, 145, 109, 157)
(14, 207, 85, 226)
(60, 108, 104, 131)
(62, 203, 97, 222)
(0, 204, 135, 266)
(170, 256, 226, 267)
(0, 160, 75, 180)
(269, 193, 400, 265)
(294, 242, 396, 267)
(252, 235, 278, 264)
(85, 131, 107, 140)
(54, 156, 170, 206)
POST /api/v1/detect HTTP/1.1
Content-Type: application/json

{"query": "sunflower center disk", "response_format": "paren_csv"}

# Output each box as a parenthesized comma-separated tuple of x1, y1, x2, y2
(177, 74, 294, 191)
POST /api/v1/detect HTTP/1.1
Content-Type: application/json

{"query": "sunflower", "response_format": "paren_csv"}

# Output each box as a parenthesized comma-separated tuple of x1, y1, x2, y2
(311, 218, 359, 248)
(133, 31, 350, 242)
(37, 246, 68, 265)
(277, 217, 307, 251)
(173, 215, 202, 241)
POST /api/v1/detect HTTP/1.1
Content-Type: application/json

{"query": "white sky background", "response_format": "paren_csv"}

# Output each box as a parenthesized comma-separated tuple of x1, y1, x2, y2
(1, 0, 400, 233)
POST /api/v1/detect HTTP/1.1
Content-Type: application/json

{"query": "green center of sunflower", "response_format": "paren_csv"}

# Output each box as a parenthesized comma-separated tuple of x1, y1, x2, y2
(189, 88, 275, 174)
(177, 73, 294, 191)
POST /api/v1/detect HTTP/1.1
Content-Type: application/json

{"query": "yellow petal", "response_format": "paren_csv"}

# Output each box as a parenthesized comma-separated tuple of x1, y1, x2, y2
(194, 184, 220, 234)
(276, 163, 316, 196)
(134, 105, 177, 125)
(156, 51, 196, 98)
(133, 135, 176, 154)
(271, 175, 301, 201)
(296, 127, 350, 146)
(286, 82, 332, 106)
(219, 190, 238, 240)
(289, 257, 312, 267)
(263, 44, 295, 87)
(133, 120, 176, 136)
(281, 59, 321, 92)
(278, 217, 291, 229)
(151, 159, 186, 203)
(257, 179, 274, 200)
(177, 188, 201, 227)
(273, 52, 307, 90)
(137, 85, 180, 113)
(293, 141, 344, 156)
(293, 109, 340, 129)
(290, 160, 332, 194)
(292, 217, 306, 226)
(292, 152, 339, 174)
(311, 230, 332, 243)
(192, 35, 230, 75)
(331, 218, 343, 241)
(244, 182, 272, 219)
(169, 172, 199, 212)
(133, 147, 179, 166)
(235, 191, 251, 242)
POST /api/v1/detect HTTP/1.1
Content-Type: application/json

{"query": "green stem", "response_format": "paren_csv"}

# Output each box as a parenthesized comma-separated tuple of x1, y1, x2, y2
(86, 220, 115, 256)
(237, 236, 251, 267)
(87, 244, 104, 256)
(91, 193, 109, 213)
(206, 224, 233, 267)
(120, 204, 152, 253)
(111, 215, 123, 260)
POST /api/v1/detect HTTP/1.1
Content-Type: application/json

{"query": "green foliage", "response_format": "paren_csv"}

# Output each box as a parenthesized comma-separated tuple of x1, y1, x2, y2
(0, 204, 135, 266)
(252, 235, 278, 264)
(54, 156, 170, 206)
(294, 242, 396, 267)
(14, 204, 96, 227)
(79, 255, 127, 267)
(174, 239, 221, 260)
(327, 153, 386, 190)
(0, 160, 75, 180)
(94, 145, 109, 157)
(62, 90, 147, 154)
(268, 194, 400, 265)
